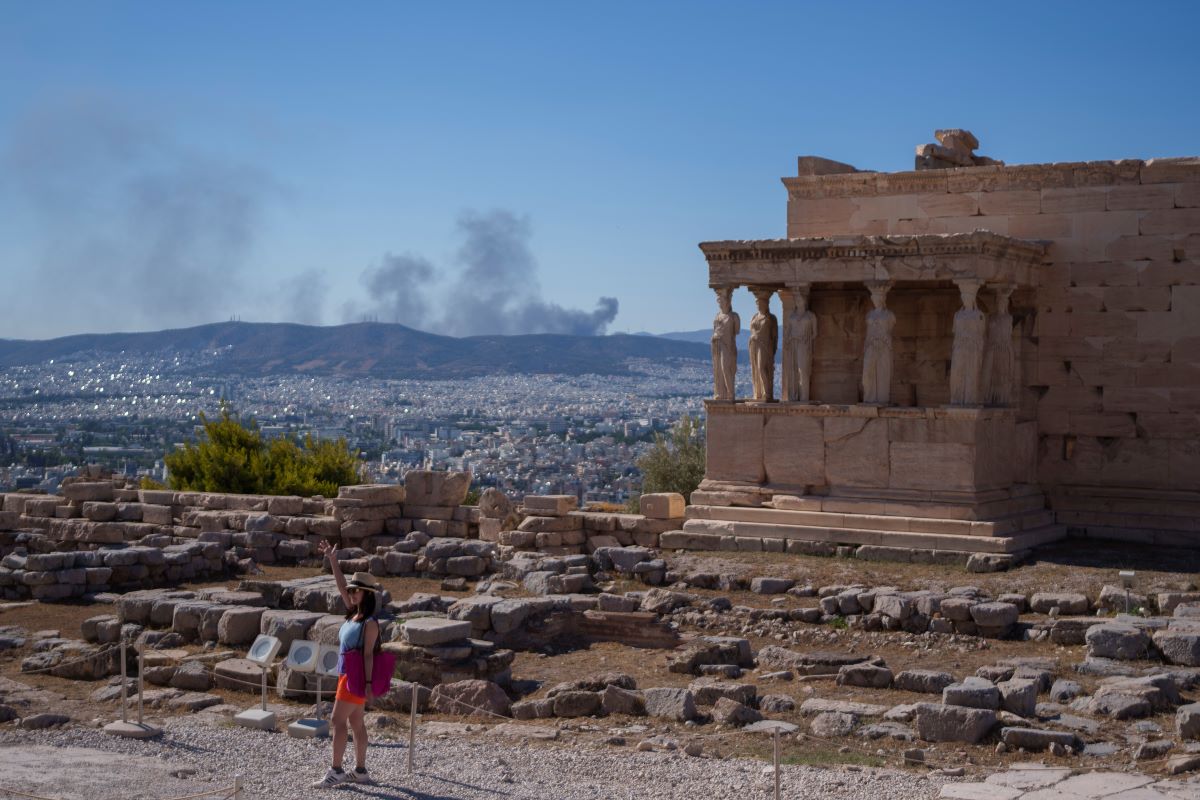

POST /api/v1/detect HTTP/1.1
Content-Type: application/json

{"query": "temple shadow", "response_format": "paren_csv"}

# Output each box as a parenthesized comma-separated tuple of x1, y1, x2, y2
(1024, 540, 1200, 574)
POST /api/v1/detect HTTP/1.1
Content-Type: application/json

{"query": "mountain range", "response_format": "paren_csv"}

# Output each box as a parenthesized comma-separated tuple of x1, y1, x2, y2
(0, 321, 711, 378)
(647, 328, 751, 351)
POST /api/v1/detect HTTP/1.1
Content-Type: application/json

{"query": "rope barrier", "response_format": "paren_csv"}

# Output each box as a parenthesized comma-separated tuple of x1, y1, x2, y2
(4, 638, 1091, 776)
(15, 644, 120, 676)
(147, 785, 241, 800)
(13, 638, 915, 750)
(0, 787, 59, 800)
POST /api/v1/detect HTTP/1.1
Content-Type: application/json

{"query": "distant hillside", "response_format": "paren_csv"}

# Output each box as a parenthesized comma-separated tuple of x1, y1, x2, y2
(650, 328, 751, 352)
(0, 322, 710, 378)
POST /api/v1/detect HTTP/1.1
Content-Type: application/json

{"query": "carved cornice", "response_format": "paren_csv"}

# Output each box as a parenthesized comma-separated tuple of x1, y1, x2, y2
(700, 232, 1046, 264)
(701, 233, 1047, 289)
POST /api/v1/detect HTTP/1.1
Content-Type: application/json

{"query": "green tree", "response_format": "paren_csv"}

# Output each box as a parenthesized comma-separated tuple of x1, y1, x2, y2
(634, 415, 706, 504)
(304, 435, 364, 496)
(165, 409, 360, 495)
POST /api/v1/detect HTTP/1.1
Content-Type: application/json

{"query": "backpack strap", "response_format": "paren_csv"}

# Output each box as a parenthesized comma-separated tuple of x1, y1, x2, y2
(356, 617, 381, 653)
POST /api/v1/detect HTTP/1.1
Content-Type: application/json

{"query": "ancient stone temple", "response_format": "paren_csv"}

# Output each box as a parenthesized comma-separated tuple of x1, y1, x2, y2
(689, 131, 1200, 559)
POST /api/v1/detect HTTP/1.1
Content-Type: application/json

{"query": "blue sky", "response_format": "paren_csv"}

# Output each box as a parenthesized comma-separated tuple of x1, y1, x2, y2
(1, 1, 1197, 340)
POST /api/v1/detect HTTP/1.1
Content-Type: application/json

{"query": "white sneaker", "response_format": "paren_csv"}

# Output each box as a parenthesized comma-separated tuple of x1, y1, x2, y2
(312, 767, 352, 788)
(351, 767, 375, 785)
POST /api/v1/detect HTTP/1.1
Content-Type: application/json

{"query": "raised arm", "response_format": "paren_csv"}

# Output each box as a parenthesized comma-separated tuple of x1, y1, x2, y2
(317, 539, 353, 610)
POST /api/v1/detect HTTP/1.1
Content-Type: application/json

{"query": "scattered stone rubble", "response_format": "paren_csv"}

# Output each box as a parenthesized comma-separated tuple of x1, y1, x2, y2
(10, 477, 1200, 770)
(915, 128, 1004, 170)
(17, 556, 1200, 764)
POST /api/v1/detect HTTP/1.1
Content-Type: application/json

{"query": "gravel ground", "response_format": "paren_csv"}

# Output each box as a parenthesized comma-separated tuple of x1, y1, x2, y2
(0, 716, 951, 800)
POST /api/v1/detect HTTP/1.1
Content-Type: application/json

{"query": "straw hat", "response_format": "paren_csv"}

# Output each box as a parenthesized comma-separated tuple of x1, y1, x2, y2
(346, 572, 381, 593)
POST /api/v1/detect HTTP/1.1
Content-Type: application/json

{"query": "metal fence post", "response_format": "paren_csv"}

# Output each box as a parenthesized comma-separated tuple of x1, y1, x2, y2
(136, 645, 145, 725)
(408, 682, 417, 775)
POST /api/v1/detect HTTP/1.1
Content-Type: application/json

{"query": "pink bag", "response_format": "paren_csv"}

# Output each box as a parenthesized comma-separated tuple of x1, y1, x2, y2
(342, 648, 397, 697)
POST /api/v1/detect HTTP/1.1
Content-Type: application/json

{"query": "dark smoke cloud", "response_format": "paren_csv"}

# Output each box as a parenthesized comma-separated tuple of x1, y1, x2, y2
(281, 269, 330, 325)
(352, 209, 618, 336)
(353, 253, 434, 325)
(3, 94, 278, 335)
(442, 210, 619, 336)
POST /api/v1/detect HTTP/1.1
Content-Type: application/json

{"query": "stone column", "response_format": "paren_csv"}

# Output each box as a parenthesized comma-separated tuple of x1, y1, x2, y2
(710, 285, 740, 401)
(949, 279, 987, 406)
(983, 284, 1016, 406)
(780, 284, 817, 402)
(748, 287, 778, 402)
(861, 281, 894, 405)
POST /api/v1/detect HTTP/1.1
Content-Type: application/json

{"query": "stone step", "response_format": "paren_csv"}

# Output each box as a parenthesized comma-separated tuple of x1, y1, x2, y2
(678, 516, 1066, 554)
(686, 504, 1055, 538)
(733, 492, 1047, 521)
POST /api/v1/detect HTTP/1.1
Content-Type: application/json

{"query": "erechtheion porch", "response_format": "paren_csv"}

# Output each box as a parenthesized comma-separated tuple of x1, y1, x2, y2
(689, 232, 1066, 556)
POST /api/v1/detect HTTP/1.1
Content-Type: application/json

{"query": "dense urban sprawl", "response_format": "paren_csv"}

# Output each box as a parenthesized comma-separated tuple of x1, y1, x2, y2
(0, 349, 719, 503)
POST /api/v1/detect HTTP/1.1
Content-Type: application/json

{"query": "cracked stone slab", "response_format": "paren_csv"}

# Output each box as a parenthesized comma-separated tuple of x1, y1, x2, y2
(1149, 781, 1200, 800)
(1054, 773, 1156, 797)
(1105, 789, 1190, 800)
(940, 784, 1023, 800)
(985, 767, 1073, 790)
(798, 697, 888, 717)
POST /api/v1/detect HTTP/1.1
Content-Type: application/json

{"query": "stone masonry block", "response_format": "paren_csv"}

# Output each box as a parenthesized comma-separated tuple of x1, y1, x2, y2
(403, 618, 471, 646)
(639, 493, 684, 520)
(824, 417, 888, 488)
(522, 495, 578, 516)
(1141, 208, 1200, 236)
(705, 412, 764, 484)
(978, 190, 1040, 215)
(763, 414, 825, 488)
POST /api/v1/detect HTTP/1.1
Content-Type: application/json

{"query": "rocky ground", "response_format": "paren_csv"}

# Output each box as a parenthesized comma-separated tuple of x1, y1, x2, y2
(4, 541, 1200, 798)
(2, 718, 1200, 800)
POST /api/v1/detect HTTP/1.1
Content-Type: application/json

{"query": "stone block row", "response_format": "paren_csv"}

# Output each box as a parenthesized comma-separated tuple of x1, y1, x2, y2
(0, 542, 225, 601)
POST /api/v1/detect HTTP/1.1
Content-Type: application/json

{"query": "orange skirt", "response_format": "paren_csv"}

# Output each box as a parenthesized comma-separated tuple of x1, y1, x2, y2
(335, 674, 365, 705)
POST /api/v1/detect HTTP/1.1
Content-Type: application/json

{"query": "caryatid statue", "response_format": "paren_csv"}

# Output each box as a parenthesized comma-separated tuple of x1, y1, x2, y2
(748, 288, 778, 402)
(983, 285, 1015, 406)
(949, 279, 987, 406)
(710, 286, 740, 401)
(781, 285, 817, 402)
(861, 282, 895, 405)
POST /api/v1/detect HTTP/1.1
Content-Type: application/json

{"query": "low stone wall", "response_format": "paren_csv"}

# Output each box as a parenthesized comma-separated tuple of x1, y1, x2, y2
(0, 481, 696, 600)
(0, 471, 479, 565)
(490, 494, 683, 555)
(0, 541, 226, 601)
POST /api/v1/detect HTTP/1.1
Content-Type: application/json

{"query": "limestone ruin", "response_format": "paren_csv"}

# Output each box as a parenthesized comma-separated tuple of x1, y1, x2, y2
(694, 131, 1200, 559)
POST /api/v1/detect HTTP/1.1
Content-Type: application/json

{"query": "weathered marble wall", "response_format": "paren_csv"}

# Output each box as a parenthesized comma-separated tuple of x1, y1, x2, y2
(783, 156, 1200, 537)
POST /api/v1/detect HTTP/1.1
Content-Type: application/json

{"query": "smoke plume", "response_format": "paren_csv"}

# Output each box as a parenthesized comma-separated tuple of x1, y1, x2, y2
(356, 209, 618, 336)
(280, 269, 330, 325)
(354, 253, 434, 325)
(3, 94, 278, 336)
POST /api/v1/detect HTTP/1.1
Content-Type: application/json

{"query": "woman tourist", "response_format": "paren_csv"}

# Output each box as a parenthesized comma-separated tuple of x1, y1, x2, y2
(312, 540, 382, 788)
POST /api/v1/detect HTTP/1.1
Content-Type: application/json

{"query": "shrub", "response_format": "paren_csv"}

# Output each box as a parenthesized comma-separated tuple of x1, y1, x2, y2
(165, 409, 360, 496)
(634, 415, 705, 503)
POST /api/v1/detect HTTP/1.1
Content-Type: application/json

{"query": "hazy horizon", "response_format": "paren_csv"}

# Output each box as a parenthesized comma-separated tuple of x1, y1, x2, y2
(2, 2, 1197, 340)
(0, 317, 722, 343)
